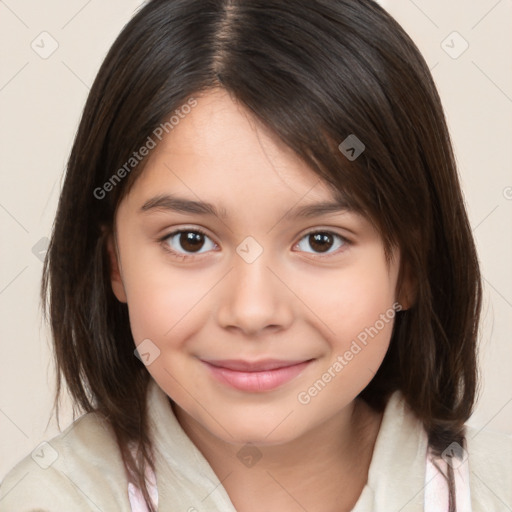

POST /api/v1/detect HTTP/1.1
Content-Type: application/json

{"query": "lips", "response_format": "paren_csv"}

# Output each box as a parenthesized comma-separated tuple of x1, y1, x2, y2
(204, 359, 309, 372)
(201, 358, 313, 392)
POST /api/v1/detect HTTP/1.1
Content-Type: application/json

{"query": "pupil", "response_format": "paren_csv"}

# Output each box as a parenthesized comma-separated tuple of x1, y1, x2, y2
(180, 232, 204, 252)
(310, 233, 332, 253)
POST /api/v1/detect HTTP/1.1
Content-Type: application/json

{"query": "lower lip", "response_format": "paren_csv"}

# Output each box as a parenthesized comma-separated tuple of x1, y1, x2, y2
(202, 360, 312, 392)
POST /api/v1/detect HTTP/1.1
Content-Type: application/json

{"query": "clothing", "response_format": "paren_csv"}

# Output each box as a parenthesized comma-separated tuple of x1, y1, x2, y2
(1, 378, 510, 511)
(424, 446, 471, 512)
(126, 432, 473, 512)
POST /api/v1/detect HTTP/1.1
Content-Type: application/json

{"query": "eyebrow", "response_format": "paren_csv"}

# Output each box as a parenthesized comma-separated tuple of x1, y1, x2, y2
(139, 193, 352, 219)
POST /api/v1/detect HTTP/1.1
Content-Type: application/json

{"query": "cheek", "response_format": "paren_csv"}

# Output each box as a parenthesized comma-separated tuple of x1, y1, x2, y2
(126, 276, 211, 347)
(296, 254, 398, 338)
(290, 249, 399, 395)
(118, 243, 209, 346)
(293, 260, 398, 412)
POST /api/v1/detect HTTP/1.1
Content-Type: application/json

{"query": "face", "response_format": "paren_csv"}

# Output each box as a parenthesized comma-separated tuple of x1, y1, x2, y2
(108, 88, 403, 447)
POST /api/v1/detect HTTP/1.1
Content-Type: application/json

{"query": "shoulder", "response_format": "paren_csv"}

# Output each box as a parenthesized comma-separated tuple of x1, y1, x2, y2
(464, 424, 512, 510)
(381, 392, 512, 510)
(0, 411, 131, 511)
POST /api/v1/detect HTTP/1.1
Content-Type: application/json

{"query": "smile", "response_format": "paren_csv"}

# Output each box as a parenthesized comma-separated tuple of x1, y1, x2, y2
(201, 359, 314, 392)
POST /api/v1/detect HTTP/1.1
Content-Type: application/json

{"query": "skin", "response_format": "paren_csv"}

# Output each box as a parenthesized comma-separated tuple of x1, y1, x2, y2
(107, 88, 408, 511)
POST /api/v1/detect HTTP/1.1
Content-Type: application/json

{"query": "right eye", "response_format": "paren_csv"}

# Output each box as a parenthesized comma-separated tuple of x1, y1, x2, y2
(161, 228, 217, 259)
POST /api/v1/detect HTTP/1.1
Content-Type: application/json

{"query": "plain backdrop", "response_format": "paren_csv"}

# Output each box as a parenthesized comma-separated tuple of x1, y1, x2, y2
(1, 0, 511, 481)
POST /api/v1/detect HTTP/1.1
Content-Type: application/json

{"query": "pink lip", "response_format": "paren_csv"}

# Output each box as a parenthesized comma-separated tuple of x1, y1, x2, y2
(201, 359, 313, 392)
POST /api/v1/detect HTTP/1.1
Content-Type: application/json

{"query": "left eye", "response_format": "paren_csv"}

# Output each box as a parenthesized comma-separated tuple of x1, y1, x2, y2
(295, 231, 347, 254)
(163, 230, 216, 255)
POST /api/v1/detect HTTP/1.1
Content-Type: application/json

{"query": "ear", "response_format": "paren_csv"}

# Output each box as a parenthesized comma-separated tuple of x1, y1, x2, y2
(105, 231, 128, 303)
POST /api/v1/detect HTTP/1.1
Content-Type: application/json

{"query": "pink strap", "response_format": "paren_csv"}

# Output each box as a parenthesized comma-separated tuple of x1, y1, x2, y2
(127, 446, 158, 512)
(424, 444, 472, 511)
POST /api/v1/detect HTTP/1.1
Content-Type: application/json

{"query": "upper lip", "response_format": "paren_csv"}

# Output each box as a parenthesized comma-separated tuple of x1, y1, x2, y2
(202, 359, 312, 372)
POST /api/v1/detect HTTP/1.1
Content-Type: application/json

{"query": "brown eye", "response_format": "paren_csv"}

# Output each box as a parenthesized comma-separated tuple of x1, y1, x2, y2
(179, 231, 205, 252)
(309, 233, 334, 252)
(163, 229, 216, 255)
(296, 231, 347, 255)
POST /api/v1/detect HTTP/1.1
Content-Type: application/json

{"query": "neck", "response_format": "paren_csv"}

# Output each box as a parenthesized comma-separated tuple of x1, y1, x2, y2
(173, 398, 383, 512)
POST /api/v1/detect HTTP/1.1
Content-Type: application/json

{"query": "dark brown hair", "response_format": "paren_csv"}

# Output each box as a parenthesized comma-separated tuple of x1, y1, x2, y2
(42, 0, 481, 510)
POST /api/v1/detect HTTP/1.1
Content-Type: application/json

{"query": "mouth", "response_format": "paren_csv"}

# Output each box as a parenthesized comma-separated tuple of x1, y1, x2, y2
(200, 358, 314, 392)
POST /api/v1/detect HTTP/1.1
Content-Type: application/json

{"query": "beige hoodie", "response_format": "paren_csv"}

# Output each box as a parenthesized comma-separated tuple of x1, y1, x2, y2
(1, 378, 510, 511)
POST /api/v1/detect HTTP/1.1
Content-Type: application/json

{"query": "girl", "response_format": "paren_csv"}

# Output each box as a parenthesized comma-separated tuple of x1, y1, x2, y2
(1, 0, 510, 511)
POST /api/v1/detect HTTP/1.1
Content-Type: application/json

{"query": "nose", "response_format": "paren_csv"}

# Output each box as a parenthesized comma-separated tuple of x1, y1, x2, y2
(216, 251, 294, 337)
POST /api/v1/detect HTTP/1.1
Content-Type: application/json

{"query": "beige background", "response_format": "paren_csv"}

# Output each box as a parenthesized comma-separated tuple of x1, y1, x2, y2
(1, 0, 511, 481)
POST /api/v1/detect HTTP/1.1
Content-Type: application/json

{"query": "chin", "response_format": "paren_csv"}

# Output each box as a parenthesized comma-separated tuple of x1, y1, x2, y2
(212, 415, 304, 448)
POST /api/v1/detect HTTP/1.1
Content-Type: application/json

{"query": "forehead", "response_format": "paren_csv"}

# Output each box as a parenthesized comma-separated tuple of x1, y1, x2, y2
(122, 88, 343, 212)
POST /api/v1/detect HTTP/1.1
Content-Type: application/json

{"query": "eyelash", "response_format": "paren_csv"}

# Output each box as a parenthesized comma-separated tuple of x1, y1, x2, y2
(159, 228, 351, 261)
(159, 227, 213, 261)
